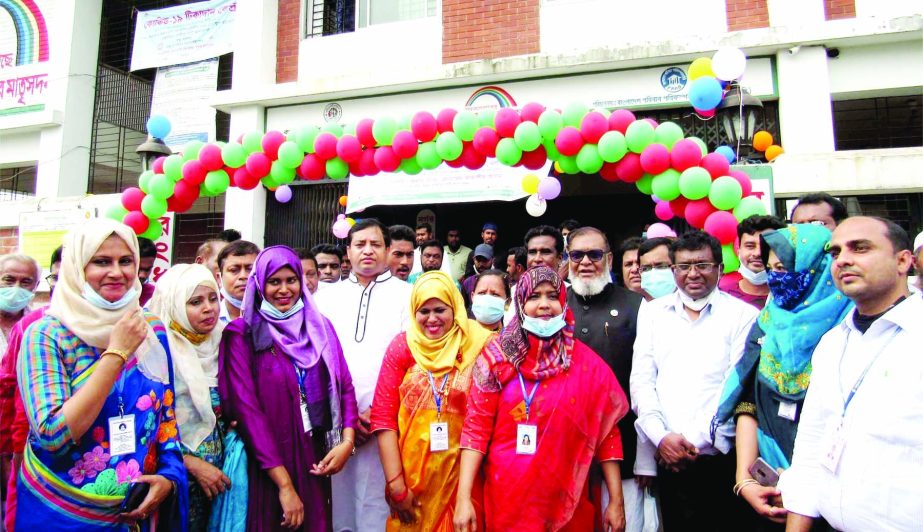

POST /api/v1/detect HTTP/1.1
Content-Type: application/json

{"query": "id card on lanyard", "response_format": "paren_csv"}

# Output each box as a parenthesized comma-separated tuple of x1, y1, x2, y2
(108, 369, 136, 457)
(516, 372, 539, 455)
(428, 371, 450, 452)
(295, 366, 312, 434)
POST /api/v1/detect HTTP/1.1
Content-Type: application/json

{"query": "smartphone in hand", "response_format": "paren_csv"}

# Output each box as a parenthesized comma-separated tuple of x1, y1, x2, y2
(748, 457, 780, 487)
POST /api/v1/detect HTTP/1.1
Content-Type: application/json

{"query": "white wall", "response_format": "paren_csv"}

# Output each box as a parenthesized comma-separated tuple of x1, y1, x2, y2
(855, 0, 923, 20)
(776, 46, 835, 154)
(828, 41, 923, 97)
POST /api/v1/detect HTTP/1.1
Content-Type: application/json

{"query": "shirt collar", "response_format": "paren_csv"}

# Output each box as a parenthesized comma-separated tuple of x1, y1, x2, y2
(348, 269, 393, 285)
(670, 288, 719, 316)
(841, 293, 918, 334)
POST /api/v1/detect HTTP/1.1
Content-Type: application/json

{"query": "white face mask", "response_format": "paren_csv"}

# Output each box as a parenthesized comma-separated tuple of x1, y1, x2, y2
(678, 287, 718, 312)
(738, 265, 768, 286)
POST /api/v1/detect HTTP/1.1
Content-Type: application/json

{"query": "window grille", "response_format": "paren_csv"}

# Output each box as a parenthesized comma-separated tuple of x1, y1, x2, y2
(265, 182, 349, 248)
(0, 166, 36, 201)
(638, 101, 781, 154)
(833, 95, 923, 150)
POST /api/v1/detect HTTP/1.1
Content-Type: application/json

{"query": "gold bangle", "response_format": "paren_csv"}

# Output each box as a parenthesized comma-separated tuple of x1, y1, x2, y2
(342, 437, 356, 455)
(101, 349, 129, 363)
(733, 478, 759, 497)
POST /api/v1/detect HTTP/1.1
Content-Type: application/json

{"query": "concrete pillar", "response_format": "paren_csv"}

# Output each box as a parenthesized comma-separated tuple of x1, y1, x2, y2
(775, 46, 835, 154)
(225, 105, 267, 247)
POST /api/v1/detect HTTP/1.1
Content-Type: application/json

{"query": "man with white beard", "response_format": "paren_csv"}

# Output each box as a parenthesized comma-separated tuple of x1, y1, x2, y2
(566, 227, 655, 532)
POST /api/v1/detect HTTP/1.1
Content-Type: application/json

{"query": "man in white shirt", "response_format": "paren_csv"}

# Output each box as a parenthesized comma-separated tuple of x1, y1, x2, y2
(409, 222, 433, 276)
(780, 216, 920, 531)
(443, 227, 472, 281)
(631, 230, 759, 529)
(215, 240, 259, 323)
(314, 219, 412, 532)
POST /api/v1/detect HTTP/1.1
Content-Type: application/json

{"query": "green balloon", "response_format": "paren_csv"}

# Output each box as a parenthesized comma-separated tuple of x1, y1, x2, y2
(688, 137, 708, 157)
(562, 102, 588, 128)
(141, 195, 167, 219)
(326, 158, 349, 180)
(398, 115, 412, 132)
(513, 121, 542, 152)
(139, 220, 162, 240)
(597, 131, 628, 163)
(182, 140, 204, 161)
(538, 110, 563, 141)
(436, 132, 463, 161)
(277, 141, 304, 169)
(148, 173, 175, 199)
(416, 142, 441, 170)
(651, 169, 681, 201)
(733, 196, 768, 221)
(576, 144, 604, 174)
(678, 167, 712, 200)
(295, 126, 320, 153)
(479, 110, 496, 128)
(205, 170, 230, 194)
(495, 138, 522, 166)
(543, 139, 561, 161)
(709, 176, 744, 210)
(138, 170, 153, 193)
(243, 131, 264, 154)
(105, 204, 128, 222)
(635, 174, 655, 195)
(260, 176, 280, 190)
(270, 161, 296, 184)
(321, 122, 343, 137)
(399, 157, 422, 175)
(453, 112, 479, 142)
(163, 154, 184, 181)
(654, 122, 685, 149)
(221, 143, 247, 168)
(625, 120, 655, 154)
(558, 155, 580, 174)
(372, 117, 398, 146)
(722, 243, 740, 273)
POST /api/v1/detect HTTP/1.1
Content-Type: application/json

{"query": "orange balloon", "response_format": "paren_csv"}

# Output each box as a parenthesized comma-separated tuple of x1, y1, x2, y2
(765, 145, 784, 161)
(752, 131, 773, 152)
(338, 195, 348, 207)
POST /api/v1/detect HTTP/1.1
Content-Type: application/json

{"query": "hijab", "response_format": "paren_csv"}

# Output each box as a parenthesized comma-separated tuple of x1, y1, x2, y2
(406, 271, 492, 376)
(148, 264, 224, 451)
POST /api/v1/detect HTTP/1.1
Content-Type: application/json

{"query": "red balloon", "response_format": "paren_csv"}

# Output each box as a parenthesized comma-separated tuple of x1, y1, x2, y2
(729, 170, 753, 197)
(357, 118, 377, 148)
(655, 201, 674, 221)
(246, 152, 271, 178)
(299, 154, 326, 181)
(121, 187, 145, 211)
(233, 168, 260, 190)
(580, 112, 609, 143)
(608, 109, 636, 134)
(472, 127, 500, 157)
(670, 139, 704, 171)
(555, 126, 584, 157)
(460, 143, 487, 169)
(261, 130, 286, 159)
(173, 179, 199, 201)
(224, 166, 238, 187)
(151, 156, 166, 174)
(640, 143, 671, 175)
(123, 211, 150, 234)
(392, 130, 419, 159)
(336, 135, 362, 163)
(445, 157, 464, 169)
(348, 159, 365, 177)
(494, 108, 521, 138)
(704, 210, 739, 244)
(615, 152, 644, 183)
(520, 102, 545, 124)
(199, 144, 224, 171)
(520, 145, 548, 170)
(669, 196, 690, 219)
(685, 198, 718, 229)
(167, 195, 192, 214)
(599, 162, 620, 182)
(182, 160, 207, 185)
(701, 152, 731, 179)
(436, 109, 457, 134)
(314, 132, 339, 161)
(373, 146, 401, 172)
(359, 148, 379, 176)
(411, 112, 438, 142)
(695, 107, 716, 118)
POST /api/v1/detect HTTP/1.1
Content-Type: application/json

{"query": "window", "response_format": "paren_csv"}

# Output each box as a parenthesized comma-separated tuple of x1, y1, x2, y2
(358, 0, 437, 27)
(0, 166, 36, 201)
(305, 0, 437, 37)
(305, 0, 356, 37)
(833, 95, 923, 150)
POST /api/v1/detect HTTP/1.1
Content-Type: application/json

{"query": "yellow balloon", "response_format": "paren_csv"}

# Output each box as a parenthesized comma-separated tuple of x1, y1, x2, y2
(554, 162, 563, 174)
(346, 217, 356, 226)
(688, 57, 715, 81)
(522, 174, 540, 194)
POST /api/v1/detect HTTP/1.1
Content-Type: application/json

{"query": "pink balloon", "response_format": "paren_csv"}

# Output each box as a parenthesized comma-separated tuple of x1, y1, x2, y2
(411, 112, 438, 142)
(445, 157, 464, 169)
(555, 126, 584, 157)
(694, 108, 716, 118)
(608, 109, 636, 134)
(472, 127, 500, 157)
(173, 179, 199, 202)
(373, 146, 401, 172)
(521, 145, 548, 170)
(654, 202, 674, 221)
(182, 160, 207, 185)
(245, 152, 271, 178)
(670, 139, 704, 171)
(599, 162, 619, 182)
(728, 170, 753, 197)
(615, 152, 644, 183)
(580, 112, 608, 143)
(537, 176, 561, 200)
(234, 168, 259, 190)
(460, 143, 487, 170)
(121, 187, 145, 211)
(336, 135, 363, 163)
(274, 185, 293, 203)
(261, 130, 286, 159)
(392, 130, 419, 159)
(669, 196, 690, 219)
(198, 143, 224, 171)
(643, 118, 659, 128)
(701, 152, 731, 179)
(300, 154, 326, 180)
(520, 102, 545, 124)
(704, 210, 739, 244)
(123, 210, 151, 235)
(494, 108, 521, 138)
(357, 118, 377, 148)
(647, 222, 677, 238)
(640, 143, 671, 175)
(332, 215, 351, 239)
(359, 148, 379, 175)
(436, 108, 457, 134)
(314, 132, 339, 161)
(151, 156, 166, 174)
(685, 198, 718, 229)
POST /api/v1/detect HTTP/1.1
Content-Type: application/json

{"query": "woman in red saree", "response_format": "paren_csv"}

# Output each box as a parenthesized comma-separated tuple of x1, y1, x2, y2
(371, 271, 493, 531)
(454, 265, 629, 532)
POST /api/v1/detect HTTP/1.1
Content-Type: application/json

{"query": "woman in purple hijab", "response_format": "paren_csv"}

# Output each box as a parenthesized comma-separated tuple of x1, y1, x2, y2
(219, 246, 359, 531)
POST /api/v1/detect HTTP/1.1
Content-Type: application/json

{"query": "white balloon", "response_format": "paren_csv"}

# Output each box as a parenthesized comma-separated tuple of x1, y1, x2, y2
(711, 47, 747, 81)
(525, 194, 547, 217)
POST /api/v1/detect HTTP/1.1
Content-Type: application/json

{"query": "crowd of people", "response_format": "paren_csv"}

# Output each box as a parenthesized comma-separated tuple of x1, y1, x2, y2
(0, 191, 919, 531)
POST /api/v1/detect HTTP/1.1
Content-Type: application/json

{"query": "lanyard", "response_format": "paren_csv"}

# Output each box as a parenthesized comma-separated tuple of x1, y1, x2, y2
(427, 371, 450, 418)
(295, 366, 307, 402)
(839, 328, 899, 416)
(116, 370, 128, 417)
(517, 372, 540, 421)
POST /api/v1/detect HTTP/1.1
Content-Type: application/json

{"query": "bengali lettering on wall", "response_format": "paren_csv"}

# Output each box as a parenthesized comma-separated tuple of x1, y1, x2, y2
(0, 0, 52, 117)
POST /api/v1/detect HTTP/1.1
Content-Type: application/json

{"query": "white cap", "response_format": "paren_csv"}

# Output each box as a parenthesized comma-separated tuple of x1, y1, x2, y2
(914, 231, 923, 253)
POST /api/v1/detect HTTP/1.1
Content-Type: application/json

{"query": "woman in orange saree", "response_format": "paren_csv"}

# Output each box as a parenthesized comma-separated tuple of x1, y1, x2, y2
(370, 271, 493, 531)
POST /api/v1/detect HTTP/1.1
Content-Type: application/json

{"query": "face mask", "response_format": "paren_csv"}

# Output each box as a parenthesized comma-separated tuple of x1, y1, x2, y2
(471, 294, 506, 324)
(221, 287, 244, 309)
(0, 286, 34, 313)
(259, 298, 304, 320)
(678, 287, 717, 312)
(82, 283, 138, 311)
(767, 270, 815, 310)
(640, 268, 676, 299)
(521, 311, 567, 338)
(738, 265, 768, 286)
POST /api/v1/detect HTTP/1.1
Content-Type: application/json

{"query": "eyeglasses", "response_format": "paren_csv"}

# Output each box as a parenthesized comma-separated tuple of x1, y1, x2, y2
(45, 274, 59, 286)
(639, 264, 671, 273)
(568, 249, 606, 263)
(672, 262, 717, 274)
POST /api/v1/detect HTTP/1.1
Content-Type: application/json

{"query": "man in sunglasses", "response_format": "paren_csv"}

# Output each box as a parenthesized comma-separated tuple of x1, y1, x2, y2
(631, 230, 760, 530)
(566, 227, 651, 531)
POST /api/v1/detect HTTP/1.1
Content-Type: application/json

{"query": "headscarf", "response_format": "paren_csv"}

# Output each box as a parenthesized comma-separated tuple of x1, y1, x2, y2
(242, 246, 329, 369)
(406, 271, 492, 375)
(484, 265, 574, 381)
(148, 264, 225, 451)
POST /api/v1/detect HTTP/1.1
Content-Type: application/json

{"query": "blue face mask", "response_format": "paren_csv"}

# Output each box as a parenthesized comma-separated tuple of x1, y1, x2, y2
(471, 294, 506, 325)
(221, 287, 244, 309)
(259, 298, 304, 320)
(82, 283, 138, 310)
(767, 270, 815, 310)
(521, 311, 567, 338)
(0, 286, 34, 313)
(640, 268, 676, 299)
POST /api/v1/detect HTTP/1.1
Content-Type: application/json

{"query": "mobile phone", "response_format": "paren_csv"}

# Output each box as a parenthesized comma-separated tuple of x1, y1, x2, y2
(119, 481, 150, 513)
(748, 457, 780, 487)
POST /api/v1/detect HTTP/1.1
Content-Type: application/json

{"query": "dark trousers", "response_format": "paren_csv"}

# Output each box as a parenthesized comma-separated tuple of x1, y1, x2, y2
(658, 452, 763, 531)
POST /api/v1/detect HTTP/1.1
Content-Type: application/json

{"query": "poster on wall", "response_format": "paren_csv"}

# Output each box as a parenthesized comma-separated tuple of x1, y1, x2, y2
(0, 0, 53, 118)
(149, 59, 218, 150)
(131, 0, 236, 71)
(19, 209, 93, 274)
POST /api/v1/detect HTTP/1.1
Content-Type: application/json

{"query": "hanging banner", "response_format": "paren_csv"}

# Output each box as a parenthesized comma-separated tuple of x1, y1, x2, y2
(346, 160, 550, 213)
(0, 0, 54, 118)
(149, 59, 218, 150)
(130, 0, 236, 71)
